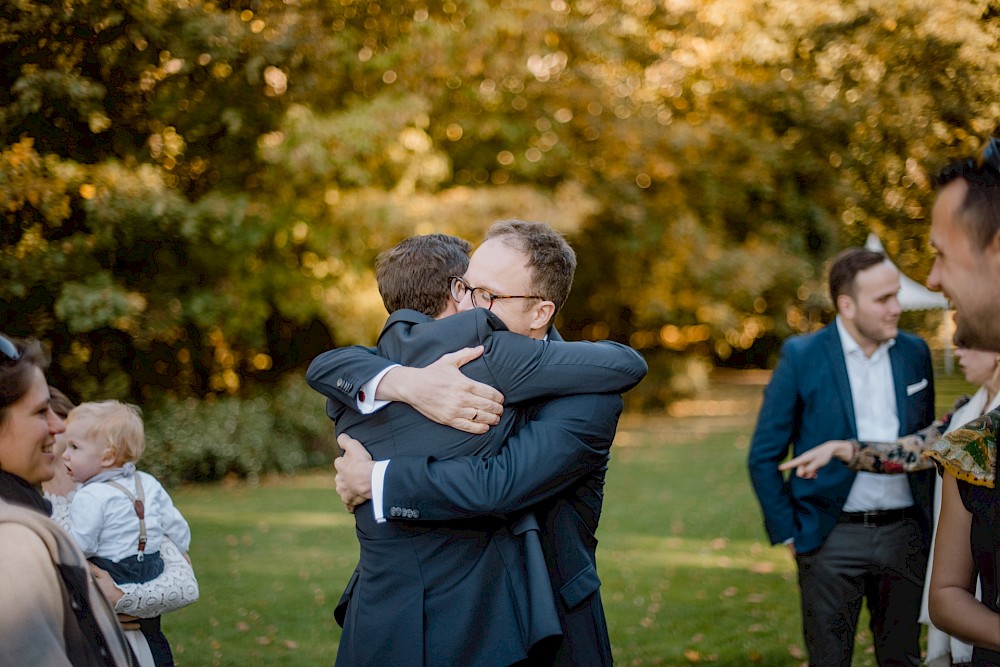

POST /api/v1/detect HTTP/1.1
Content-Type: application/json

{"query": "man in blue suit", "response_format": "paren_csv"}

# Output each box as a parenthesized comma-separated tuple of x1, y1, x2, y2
(747, 248, 936, 667)
(309, 225, 646, 666)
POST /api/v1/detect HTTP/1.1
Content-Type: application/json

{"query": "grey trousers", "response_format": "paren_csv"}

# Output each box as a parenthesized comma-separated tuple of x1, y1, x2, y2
(796, 517, 927, 667)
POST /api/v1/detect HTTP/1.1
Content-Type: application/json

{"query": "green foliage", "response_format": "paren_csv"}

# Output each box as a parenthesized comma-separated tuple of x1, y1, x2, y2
(142, 375, 334, 486)
(2, 0, 998, 406)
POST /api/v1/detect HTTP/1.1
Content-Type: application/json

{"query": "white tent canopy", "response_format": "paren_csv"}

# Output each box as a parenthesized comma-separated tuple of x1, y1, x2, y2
(864, 233, 950, 312)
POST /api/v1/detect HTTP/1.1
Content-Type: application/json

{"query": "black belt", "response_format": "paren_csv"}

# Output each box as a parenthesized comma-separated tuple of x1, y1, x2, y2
(837, 506, 918, 527)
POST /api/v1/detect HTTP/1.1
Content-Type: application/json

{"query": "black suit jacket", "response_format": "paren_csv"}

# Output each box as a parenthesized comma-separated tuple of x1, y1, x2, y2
(306, 308, 646, 666)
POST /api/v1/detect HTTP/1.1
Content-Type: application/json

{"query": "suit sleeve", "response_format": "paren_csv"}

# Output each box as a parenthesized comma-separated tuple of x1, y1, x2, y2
(306, 345, 390, 414)
(747, 340, 800, 545)
(381, 393, 623, 519)
(483, 333, 648, 403)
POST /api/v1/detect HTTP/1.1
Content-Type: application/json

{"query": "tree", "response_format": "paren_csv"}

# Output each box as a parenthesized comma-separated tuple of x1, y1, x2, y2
(2, 0, 997, 407)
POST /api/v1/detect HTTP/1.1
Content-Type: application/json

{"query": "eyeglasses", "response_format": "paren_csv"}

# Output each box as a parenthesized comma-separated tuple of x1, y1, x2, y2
(0, 334, 21, 363)
(976, 135, 1000, 173)
(449, 276, 544, 311)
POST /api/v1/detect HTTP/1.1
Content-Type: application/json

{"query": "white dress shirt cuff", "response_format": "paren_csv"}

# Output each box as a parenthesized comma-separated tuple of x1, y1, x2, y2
(372, 460, 389, 524)
(357, 365, 400, 414)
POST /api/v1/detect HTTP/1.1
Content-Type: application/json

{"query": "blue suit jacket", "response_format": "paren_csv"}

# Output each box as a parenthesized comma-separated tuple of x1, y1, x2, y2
(306, 308, 647, 666)
(747, 323, 936, 554)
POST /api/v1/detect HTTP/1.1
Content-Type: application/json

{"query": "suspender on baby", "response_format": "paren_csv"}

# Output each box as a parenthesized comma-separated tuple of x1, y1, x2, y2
(104, 475, 148, 561)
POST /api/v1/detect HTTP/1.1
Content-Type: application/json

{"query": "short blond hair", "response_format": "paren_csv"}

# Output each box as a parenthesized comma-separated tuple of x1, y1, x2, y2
(66, 400, 145, 466)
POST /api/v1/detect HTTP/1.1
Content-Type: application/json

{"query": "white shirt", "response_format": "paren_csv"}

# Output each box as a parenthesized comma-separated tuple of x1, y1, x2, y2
(68, 467, 192, 561)
(836, 317, 914, 512)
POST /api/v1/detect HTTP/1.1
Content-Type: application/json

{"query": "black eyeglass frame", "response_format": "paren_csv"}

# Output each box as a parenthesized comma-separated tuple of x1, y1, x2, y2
(448, 276, 545, 311)
(0, 334, 21, 362)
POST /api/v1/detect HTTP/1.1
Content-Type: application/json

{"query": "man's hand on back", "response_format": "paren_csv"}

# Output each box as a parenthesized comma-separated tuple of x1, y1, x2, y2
(376, 345, 504, 434)
(335, 433, 375, 512)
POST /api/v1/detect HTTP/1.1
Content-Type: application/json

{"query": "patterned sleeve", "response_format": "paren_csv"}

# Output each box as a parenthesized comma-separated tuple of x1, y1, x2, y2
(847, 396, 970, 474)
(113, 537, 199, 618)
(925, 403, 999, 488)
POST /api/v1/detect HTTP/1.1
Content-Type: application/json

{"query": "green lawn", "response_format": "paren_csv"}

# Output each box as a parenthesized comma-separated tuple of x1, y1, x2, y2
(163, 369, 976, 666)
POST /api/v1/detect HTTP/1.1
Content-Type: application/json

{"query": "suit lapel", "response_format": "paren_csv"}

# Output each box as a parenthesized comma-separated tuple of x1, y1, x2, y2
(824, 324, 857, 437)
(888, 341, 909, 434)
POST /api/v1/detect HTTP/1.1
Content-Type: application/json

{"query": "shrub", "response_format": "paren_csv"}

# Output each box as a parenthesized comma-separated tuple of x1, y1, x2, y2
(142, 375, 336, 486)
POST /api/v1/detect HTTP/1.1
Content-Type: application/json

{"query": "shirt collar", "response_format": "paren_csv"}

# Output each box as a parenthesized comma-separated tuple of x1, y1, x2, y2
(835, 315, 895, 359)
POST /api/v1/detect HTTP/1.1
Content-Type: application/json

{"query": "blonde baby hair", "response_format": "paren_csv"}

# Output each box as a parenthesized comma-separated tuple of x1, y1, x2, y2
(65, 400, 145, 467)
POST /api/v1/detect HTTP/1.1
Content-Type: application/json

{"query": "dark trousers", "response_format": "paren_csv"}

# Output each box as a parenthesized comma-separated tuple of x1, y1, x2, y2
(89, 552, 164, 585)
(796, 517, 927, 667)
(138, 616, 175, 667)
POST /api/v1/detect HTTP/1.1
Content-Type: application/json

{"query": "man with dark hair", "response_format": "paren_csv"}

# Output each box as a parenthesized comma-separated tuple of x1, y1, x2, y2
(748, 247, 936, 666)
(922, 134, 1000, 661)
(308, 224, 646, 666)
(928, 135, 1000, 351)
(375, 233, 471, 317)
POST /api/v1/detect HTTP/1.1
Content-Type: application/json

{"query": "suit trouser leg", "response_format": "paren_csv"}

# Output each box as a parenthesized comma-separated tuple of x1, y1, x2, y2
(796, 519, 926, 667)
(863, 519, 926, 667)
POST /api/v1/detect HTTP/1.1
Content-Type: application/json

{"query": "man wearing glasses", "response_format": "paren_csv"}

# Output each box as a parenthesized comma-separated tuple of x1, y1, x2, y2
(308, 221, 646, 666)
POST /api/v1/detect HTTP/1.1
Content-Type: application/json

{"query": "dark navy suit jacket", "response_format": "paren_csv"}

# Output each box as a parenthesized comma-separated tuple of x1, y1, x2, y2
(307, 308, 647, 666)
(380, 378, 625, 667)
(747, 322, 936, 555)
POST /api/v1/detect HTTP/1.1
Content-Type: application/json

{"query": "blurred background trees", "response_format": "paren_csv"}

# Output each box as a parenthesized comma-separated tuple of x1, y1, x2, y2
(1, 0, 997, 476)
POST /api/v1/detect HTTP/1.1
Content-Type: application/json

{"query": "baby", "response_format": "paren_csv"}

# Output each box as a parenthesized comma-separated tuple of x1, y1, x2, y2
(63, 400, 191, 586)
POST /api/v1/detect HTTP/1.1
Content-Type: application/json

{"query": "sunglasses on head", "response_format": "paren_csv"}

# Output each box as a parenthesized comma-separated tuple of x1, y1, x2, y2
(0, 334, 21, 362)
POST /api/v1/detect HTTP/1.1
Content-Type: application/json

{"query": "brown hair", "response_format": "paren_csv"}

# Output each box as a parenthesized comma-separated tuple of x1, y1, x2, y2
(375, 234, 471, 317)
(484, 220, 577, 319)
(0, 337, 50, 427)
(828, 248, 886, 306)
(48, 386, 75, 420)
